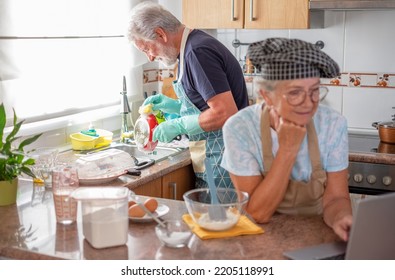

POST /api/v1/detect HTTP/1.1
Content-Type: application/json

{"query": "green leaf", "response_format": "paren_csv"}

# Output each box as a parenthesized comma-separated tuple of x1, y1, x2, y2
(0, 103, 41, 181)
(0, 103, 5, 150)
(19, 134, 42, 150)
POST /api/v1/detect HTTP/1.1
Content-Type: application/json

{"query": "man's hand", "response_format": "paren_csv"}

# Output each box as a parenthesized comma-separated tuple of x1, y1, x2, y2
(142, 94, 181, 114)
(153, 115, 204, 142)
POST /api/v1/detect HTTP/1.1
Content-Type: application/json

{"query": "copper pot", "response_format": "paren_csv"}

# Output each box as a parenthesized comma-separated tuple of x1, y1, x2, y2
(372, 121, 395, 144)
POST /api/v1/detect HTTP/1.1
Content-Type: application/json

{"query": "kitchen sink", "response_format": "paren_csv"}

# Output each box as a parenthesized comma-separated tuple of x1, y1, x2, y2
(100, 142, 186, 163)
(72, 142, 187, 170)
(110, 142, 186, 162)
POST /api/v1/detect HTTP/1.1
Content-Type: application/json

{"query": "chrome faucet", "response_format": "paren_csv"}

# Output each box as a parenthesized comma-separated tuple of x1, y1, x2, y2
(120, 76, 135, 143)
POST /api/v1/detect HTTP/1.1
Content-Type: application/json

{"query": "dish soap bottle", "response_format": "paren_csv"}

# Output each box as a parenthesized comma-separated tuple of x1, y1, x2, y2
(120, 76, 135, 144)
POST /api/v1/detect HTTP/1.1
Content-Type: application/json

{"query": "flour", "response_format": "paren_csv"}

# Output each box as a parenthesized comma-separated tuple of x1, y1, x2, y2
(82, 208, 128, 249)
(197, 210, 239, 231)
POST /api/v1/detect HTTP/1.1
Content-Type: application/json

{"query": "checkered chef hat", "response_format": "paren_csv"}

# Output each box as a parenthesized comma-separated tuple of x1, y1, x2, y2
(247, 38, 340, 80)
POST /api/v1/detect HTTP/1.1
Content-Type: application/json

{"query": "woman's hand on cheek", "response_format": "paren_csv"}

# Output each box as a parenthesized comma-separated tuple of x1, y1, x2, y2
(270, 107, 307, 154)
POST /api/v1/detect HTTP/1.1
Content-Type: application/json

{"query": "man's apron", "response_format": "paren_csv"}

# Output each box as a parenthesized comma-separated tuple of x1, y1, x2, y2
(172, 27, 233, 189)
(260, 106, 327, 215)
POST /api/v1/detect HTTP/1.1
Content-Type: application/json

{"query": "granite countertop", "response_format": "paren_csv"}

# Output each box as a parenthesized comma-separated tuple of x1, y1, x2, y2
(0, 179, 338, 260)
(58, 147, 192, 191)
(3, 144, 390, 260)
(349, 151, 395, 165)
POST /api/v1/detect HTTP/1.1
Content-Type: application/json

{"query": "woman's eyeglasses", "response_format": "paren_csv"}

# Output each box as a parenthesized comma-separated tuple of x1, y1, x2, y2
(283, 86, 329, 106)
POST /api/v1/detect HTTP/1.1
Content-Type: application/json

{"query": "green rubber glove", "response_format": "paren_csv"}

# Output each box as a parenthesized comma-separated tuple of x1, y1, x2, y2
(142, 94, 181, 114)
(153, 115, 204, 142)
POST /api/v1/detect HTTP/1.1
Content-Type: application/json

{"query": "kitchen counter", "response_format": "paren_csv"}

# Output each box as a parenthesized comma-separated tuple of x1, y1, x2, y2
(349, 151, 395, 165)
(0, 179, 339, 260)
(59, 147, 193, 191)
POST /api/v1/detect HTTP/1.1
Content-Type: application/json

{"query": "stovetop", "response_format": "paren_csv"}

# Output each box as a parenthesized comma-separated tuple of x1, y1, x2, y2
(348, 134, 395, 155)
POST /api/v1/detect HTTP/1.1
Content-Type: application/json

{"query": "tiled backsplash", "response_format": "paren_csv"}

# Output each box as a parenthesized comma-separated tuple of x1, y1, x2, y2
(142, 67, 177, 99)
(222, 71, 395, 106)
(322, 73, 394, 88)
(143, 68, 176, 84)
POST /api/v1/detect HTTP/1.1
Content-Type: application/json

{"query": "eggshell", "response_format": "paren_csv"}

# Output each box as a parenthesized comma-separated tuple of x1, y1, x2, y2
(144, 198, 158, 213)
(128, 204, 145, 218)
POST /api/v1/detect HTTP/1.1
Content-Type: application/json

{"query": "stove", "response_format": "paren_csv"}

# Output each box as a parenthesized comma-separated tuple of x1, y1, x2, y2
(348, 134, 395, 195)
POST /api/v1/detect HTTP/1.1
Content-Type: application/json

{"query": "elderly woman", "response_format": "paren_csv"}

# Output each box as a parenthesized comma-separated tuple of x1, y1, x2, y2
(221, 38, 353, 241)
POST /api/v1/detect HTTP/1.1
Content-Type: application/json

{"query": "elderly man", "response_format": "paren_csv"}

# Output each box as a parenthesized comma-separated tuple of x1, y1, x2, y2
(127, 2, 248, 189)
(221, 38, 353, 241)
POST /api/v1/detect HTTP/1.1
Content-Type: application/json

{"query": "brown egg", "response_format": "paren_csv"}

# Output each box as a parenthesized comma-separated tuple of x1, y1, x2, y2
(144, 198, 158, 213)
(128, 204, 145, 218)
(128, 201, 136, 208)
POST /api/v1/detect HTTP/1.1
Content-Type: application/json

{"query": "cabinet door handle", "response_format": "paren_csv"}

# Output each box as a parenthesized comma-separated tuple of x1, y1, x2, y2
(250, 0, 255, 21)
(231, 0, 236, 21)
(168, 182, 177, 200)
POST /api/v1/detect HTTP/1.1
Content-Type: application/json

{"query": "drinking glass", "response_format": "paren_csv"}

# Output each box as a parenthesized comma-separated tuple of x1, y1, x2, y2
(30, 147, 59, 188)
(52, 165, 79, 225)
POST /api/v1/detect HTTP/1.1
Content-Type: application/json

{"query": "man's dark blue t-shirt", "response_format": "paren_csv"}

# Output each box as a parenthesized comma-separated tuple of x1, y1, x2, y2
(180, 29, 248, 112)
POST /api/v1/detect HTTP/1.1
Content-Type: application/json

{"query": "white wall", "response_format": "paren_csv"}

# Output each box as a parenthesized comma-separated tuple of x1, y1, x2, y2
(167, 0, 395, 135)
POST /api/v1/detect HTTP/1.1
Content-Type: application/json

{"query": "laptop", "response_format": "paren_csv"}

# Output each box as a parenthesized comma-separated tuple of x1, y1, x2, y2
(283, 192, 395, 260)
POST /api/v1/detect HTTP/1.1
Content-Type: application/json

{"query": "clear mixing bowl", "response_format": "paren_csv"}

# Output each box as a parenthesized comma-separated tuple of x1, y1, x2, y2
(183, 188, 249, 231)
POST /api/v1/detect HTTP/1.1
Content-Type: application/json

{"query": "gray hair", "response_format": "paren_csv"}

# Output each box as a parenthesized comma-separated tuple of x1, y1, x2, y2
(254, 76, 281, 93)
(127, 2, 182, 42)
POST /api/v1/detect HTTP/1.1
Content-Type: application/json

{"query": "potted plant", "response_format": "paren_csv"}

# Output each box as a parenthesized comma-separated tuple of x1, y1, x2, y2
(0, 103, 42, 206)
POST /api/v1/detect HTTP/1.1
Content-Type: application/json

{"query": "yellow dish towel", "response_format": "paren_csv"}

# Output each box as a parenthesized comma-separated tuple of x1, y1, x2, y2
(182, 214, 264, 240)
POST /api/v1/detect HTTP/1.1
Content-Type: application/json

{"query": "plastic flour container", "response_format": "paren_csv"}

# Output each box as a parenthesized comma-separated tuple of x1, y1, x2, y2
(71, 187, 129, 249)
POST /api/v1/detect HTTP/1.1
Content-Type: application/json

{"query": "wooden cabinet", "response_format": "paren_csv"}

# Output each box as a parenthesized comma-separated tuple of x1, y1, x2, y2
(182, 0, 309, 29)
(132, 177, 162, 197)
(162, 164, 195, 200)
(134, 164, 195, 200)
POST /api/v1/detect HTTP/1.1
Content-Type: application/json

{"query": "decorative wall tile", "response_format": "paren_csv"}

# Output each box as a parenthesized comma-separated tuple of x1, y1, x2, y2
(143, 68, 176, 84)
(377, 73, 392, 87)
(320, 72, 394, 89)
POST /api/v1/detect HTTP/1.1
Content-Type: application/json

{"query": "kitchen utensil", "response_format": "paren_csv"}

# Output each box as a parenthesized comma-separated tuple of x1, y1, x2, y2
(30, 147, 59, 187)
(130, 154, 152, 167)
(129, 196, 167, 228)
(183, 187, 249, 232)
(78, 170, 128, 185)
(76, 149, 134, 184)
(155, 220, 193, 248)
(70, 133, 97, 150)
(70, 129, 113, 150)
(129, 204, 169, 223)
(372, 120, 395, 144)
(204, 158, 226, 221)
(52, 165, 79, 225)
(134, 113, 159, 152)
(372, 108, 395, 144)
(126, 168, 141, 176)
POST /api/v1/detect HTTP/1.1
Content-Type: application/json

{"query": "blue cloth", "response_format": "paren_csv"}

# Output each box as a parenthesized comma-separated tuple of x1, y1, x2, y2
(181, 30, 248, 111)
(221, 104, 349, 182)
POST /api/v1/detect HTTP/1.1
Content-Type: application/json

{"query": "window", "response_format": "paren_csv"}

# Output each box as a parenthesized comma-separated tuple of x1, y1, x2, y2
(0, 0, 138, 135)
